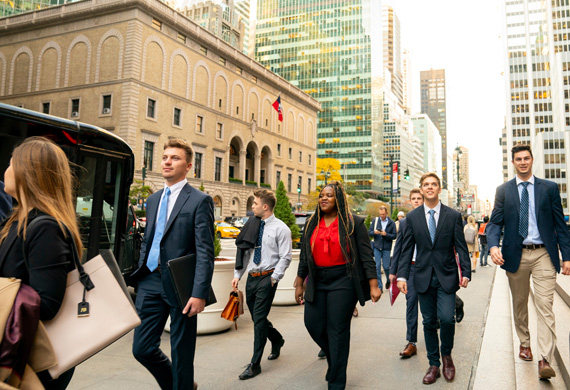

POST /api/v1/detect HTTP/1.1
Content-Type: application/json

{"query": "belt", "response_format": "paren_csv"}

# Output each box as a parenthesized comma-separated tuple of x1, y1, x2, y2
(249, 269, 274, 277)
(412, 260, 416, 264)
(152, 264, 161, 274)
(522, 243, 546, 250)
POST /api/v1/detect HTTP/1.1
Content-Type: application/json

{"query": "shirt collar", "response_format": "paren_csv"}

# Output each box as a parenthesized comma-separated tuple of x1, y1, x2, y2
(262, 214, 276, 223)
(424, 201, 441, 215)
(516, 175, 535, 186)
(165, 179, 187, 193)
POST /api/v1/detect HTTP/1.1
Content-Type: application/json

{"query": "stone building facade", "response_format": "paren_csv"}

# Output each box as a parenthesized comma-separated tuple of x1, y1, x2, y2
(0, 0, 320, 217)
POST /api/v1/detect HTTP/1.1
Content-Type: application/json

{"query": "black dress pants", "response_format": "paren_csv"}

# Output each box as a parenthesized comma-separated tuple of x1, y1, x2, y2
(304, 265, 357, 390)
(246, 272, 282, 365)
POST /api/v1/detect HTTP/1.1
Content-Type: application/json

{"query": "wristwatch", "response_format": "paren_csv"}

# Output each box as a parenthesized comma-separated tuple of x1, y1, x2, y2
(271, 278, 277, 287)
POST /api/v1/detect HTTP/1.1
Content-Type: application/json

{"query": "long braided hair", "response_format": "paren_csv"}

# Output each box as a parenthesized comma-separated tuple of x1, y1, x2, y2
(303, 181, 355, 272)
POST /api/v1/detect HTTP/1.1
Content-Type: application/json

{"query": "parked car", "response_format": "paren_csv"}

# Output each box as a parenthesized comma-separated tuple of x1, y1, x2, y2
(294, 212, 314, 242)
(223, 216, 249, 229)
(215, 222, 240, 239)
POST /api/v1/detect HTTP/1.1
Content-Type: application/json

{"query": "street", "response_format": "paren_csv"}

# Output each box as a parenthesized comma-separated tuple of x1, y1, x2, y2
(65, 252, 562, 390)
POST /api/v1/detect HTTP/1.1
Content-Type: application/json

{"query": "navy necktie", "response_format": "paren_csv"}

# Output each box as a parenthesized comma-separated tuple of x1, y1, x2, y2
(147, 187, 171, 272)
(428, 210, 436, 244)
(253, 220, 265, 265)
(519, 182, 530, 238)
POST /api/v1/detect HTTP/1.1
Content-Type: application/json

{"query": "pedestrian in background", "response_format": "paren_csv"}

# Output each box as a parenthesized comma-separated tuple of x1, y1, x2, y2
(295, 181, 381, 390)
(0, 137, 81, 389)
(478, 216, 490, 267)
(464, 216, 479, 273)
(0, 180, 12, 223)
(232, 189, 292, 380)
(395, 211, 405, 233)
(130, 139, 215, 390)
(487, 144, 570, 380)
(369, 205, 397, 290)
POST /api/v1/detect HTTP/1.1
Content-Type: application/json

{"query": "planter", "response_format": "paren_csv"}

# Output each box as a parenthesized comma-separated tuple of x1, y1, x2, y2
(165, 257, 239, 335)
(272, 249, 300, 306)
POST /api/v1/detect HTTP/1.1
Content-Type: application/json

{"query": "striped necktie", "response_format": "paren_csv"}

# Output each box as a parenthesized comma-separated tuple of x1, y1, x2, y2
(428, 210, 436, 244)
(519, 182, 530, 238)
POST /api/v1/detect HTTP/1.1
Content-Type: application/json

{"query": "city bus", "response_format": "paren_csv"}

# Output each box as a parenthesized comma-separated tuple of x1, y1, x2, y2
(0, 102, 140, 281)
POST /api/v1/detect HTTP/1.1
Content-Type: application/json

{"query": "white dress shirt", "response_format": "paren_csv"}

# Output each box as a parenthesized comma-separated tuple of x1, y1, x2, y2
(516, 175, 543, 245)
(424, 201, 442, 227)
(155, 179, 187, 224)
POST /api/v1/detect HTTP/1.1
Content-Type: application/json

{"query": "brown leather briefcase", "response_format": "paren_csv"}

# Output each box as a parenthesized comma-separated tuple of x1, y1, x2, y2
(221, 290, 244, 329)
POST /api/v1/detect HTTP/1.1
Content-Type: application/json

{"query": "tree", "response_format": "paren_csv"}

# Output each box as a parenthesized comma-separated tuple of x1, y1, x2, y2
(199, 182, 205, 192)
(316, 158, 342, 187)
(214, 223, 222, 257)
(129, 180, 153, 217)
(274, 180, 300, 240)
(345, 183, 368, 213)
(364, 214, 372, 230)
(305, 190, 320, 211)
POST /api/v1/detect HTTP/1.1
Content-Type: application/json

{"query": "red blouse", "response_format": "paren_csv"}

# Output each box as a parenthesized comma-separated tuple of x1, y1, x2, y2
(311, 217, 346, 267)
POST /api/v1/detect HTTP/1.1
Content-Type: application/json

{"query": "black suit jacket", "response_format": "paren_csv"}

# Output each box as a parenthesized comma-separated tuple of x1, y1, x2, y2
(397, 204, 471, 294)
(134, 183, 215, 306)
(487, 177, 570, 273)
(389, 217, 407, 276)
(0, 181, 12, 223)
(0, 210, 73, 320)
(297, 215, 376, 306)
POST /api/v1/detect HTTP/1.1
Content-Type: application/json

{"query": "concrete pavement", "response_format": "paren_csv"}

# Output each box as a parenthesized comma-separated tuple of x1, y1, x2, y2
(68, 257, 502, 389)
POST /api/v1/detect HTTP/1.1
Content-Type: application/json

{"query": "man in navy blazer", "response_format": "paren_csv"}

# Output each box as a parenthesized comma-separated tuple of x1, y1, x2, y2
(487, 144, 570, 380)
(369, 206, 397, 289)
(131, 139, 215, 390)
(397, 173, 470, 385)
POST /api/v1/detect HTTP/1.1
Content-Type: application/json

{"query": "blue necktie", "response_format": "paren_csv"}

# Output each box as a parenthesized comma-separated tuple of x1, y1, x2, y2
(519, 182, 530, 238)
(428, 210, 436, 244)
(147, 187, 171, 272)
(253, 220, 265, 265)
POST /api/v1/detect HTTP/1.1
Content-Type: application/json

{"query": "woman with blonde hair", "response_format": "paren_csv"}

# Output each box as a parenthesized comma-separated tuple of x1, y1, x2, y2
(0, 137, 82, 389)
(463, 215, 479, 273)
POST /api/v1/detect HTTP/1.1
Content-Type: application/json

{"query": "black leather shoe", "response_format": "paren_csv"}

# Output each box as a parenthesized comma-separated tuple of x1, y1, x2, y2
(268, 338, 285, 360)
(317, 349, 326, 359)
(456, 301, 465, 323)
(239, 363, 261, 380)
(385, 280, 391, 289)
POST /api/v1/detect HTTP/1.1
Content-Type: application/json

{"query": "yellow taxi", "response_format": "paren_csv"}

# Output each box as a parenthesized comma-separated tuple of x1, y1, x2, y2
(215, 221, 240, 239)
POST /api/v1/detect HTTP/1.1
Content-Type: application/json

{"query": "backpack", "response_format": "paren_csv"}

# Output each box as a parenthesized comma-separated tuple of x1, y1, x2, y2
(464, 225, 477, 245)
(479, 223, 487, 245)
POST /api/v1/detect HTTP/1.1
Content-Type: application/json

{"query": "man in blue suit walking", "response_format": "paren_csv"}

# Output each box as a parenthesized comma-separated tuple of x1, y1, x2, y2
(369, 205, 397, 289)
(487, 144, 570, 380)
(131, 139, 215, 390)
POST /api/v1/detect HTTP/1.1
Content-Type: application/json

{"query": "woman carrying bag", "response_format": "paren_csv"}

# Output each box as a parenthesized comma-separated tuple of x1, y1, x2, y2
(294, 181, 381, 390)
(0, 137, 81, 389)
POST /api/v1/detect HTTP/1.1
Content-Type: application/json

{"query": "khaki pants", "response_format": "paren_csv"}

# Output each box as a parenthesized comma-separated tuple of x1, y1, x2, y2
(506, 247, 557, 361)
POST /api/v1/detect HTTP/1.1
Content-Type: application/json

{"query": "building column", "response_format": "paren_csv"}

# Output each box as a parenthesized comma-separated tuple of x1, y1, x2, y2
(254, 153, 261, 187)
(239, 150, 246, 184)
(268, 158, 275, 189)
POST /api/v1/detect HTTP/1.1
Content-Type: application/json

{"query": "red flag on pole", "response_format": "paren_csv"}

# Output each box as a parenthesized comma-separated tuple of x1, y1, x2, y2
(272, 96, 283, 122)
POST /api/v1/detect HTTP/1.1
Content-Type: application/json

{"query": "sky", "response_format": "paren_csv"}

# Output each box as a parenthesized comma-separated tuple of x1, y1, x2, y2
(187, 0, 509, 203)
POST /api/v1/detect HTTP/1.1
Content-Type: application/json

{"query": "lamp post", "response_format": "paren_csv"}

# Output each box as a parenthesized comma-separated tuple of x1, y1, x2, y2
(320, 169, 331, 186)
(455, 145, 462, 209)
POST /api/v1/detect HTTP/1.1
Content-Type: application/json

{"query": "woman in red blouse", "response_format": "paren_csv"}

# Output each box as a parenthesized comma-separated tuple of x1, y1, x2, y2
(295, 181, 381, 390)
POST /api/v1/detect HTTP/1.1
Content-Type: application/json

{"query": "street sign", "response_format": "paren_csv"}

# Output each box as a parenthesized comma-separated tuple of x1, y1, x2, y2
(461, 194, 474, 198)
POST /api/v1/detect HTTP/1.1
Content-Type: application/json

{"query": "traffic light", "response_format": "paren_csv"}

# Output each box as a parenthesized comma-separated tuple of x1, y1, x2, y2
(404, 169, 410, 180)
(297, 184, 301, 193)
(142, 166, 147, 181)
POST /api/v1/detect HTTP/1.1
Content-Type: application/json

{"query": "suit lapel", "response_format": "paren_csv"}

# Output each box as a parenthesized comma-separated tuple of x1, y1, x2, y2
(509, 178, 520, 211)
(534, 177, 542, 224)
(433, 204, 448, 245)
(416, 206, 432, 245)
(164, 183, 192, 234)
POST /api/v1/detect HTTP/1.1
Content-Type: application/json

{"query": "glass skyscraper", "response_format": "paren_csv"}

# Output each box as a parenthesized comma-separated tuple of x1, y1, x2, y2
(504, 0, 569, 213)
(255, 0, 385, 193)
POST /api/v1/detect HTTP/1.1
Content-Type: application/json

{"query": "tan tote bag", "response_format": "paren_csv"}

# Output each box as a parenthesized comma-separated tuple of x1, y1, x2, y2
(25, 217, 141, 379)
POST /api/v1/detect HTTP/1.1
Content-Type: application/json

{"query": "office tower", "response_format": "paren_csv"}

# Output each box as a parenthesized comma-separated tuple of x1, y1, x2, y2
(177, 0, 245, 51)
(402, 48, 412, 114)
(409, 114, 442, 175)
(504, 0, 568, 213)
(234, 0, 252, 56)
(0, 0, 67, 17)
(382, 5, 403, 108)
(420, 68, 448, 189)
(501, 122, 508, 182)
(255, 0, 385, 194)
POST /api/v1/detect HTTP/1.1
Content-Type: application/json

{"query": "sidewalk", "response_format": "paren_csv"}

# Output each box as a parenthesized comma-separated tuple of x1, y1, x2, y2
(68, 262, 498, 389)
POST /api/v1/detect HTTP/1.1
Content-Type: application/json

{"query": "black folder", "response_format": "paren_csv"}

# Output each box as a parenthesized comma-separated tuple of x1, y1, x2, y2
(166, 254, 217, 310)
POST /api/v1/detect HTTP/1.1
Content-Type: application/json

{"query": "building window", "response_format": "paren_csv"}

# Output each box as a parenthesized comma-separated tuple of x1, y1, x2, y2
(236, 67, 242, 75)
(196, 115, 204, 134)
(102, 94, 112, 114)
(288, 148, 292, 160)
(266, 118, 269, 127)
(214, 157, 222, 181)
(252, 76, 257, 83)
(308, 154, 312, 166)
(152, 18, 162, 30)
(177, 33, 186, 44)
(219, 99, 222, 109)
(194, 152, 202, 178)
(71, 98, 80, 117)
(42, 102, 50, 114)
(299, 151, 302, 163)
(200, 45, 208, 55)
(276, 171, 281, 185)
(236, 106, 239, 115)
(147, 98, 156, 118)
(173, 108, 182, 127)
(308, 178, 312, 191)
(216, 122, 223, 139)
(144, 141, 154, 171)
(277, 144, 281, 156)
(219, 57, 226, 65)
(287, 174, 292, 192)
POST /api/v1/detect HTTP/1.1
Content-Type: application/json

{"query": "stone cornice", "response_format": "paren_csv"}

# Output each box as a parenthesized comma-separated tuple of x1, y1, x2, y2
(0, 0, 321, 113)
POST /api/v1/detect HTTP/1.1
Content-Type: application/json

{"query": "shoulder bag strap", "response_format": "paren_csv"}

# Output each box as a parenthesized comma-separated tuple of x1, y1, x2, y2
(23, 216, 94, 291)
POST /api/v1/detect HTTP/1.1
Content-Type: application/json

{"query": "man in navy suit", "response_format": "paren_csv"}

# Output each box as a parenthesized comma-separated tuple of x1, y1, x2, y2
(487, 144, 570, 380)
(131, 139, 215, 390)
(0, 180, 12, 222)
(389, 188, 423, 359)
(397, 173, 470, 385)
(369, 205, 397, 289)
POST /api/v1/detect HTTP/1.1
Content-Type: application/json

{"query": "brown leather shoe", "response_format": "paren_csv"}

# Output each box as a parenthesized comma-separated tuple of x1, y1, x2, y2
(442, 355, 455, 382)
(422, 366, 440, 385)
(399, 342, 417, 358)
(194, 381, 198, 390)
(538, 357, 556, 379)
(519, 345, 533, 361)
